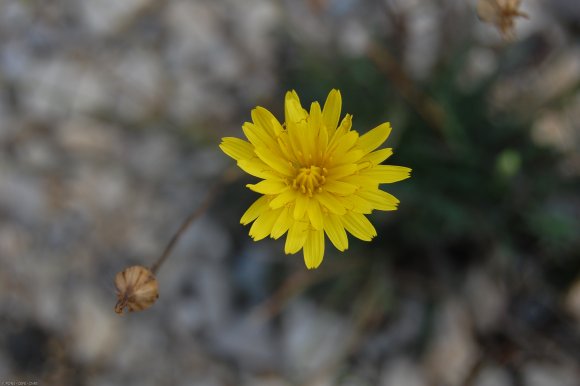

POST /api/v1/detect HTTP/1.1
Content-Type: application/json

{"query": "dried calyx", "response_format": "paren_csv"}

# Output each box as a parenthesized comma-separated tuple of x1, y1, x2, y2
(114, 265, 159, 314)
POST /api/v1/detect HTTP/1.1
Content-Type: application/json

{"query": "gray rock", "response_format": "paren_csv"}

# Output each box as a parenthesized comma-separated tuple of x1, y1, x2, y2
(0, 169, 48, 224)
(423, 300, 478, 386)
(524, 363, 580, 386)
(474, 365, 511, 386)
(380, 357, 426, 386)
(282, 300, 350, 379)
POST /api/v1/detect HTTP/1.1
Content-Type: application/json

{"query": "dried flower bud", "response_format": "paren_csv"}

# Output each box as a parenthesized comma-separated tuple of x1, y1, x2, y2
(114, 265, 159, 314)
(477, 0, 528, 40)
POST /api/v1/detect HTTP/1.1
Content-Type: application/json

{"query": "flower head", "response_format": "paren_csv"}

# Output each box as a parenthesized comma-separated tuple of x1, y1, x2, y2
(220, 90, 411, 269)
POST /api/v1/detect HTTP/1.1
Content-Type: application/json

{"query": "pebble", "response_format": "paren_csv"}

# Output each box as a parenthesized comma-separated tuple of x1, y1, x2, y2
(380, 357, 426, 386)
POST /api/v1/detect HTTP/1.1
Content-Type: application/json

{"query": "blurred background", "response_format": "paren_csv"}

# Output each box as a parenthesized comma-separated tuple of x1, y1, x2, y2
(1, 0, 580, 385)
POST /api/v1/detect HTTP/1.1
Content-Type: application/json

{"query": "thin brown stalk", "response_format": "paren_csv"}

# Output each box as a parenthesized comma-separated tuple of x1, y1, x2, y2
(150, 167, 240, 275)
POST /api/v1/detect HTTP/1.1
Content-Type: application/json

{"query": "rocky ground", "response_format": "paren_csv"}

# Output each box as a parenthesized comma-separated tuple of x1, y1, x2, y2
(1, 1, 579, 386)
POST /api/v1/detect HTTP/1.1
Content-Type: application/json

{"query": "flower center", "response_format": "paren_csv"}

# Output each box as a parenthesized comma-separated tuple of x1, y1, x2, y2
(292, 165, 327, 197)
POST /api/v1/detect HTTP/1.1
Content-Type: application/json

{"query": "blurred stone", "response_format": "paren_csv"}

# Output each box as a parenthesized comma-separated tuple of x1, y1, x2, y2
(0, 351, 9, 380)
(0, 169, 48, 224)
(565, 277, 580, 324)
(464, 268, 507, 331)
(196, 262, 232, 330)
(0, 224, 30, 262)
(380, 357, 426, 386)
(165, 1, 221, 63)
(57, 118, 122, 158)
(187, 148, 229, 178)
(338, 19, 370, 57)
(67, 165, 129, 213)
(283, 301, 350, 378)
(175, 216, 232, 264)
(241, 375, 289, 386)
(524, 363, 580, 386)
(533, 92, 580, 154)
(167, 75, 208, 123)
(282, 0, 332, 48)
(534, 49, 580, 106)
(70, 290, 121, 364)
(424, 300, 478, 386)
(232, 0, 279, 64)
(169, 297, 206, 336)
(110, 50, 165, 121)
(474, 365, 511, 386)
(113, 320, 169, 378)
(0, 1, 31, 29)
(125, 132, 177, 179)
(457, 48, 497, 91)
(364, 300, 425, 359)
(78, 0, 152, 36)
(23, 58, 111, 117)
(404, 3, 440, 80)
(17, 138, 58, 171)
(0, 39, 32, 82)
(212, 315, 278, 371)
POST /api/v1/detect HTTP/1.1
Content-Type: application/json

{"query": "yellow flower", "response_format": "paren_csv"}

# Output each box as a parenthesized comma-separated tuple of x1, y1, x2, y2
(219, 90, 411, 269)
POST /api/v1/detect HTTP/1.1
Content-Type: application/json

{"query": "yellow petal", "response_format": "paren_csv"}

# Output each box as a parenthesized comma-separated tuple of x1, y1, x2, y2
(242, 122, 277, 150)
(332, 131, 359, 156)
(342, 174, 378, 188)
(251, 107, 282, 137)
(357, 122, 392, 155)
(323, 213, 348, 251)
(349, 195, 374, 214)
(360, 148, 393, 166)
(246, 180, 288, 195)
(307, 200, 323, 230)
(219, 137, 254, 161)
(341, 212, 377, 241)
(249, 208, 281, 241)
(322, 89, 342, 134)
(293, 193, 309, 220)
(269, 189, 296, 209)
(284, 220, 308, 254)
(276, 132, 294, 160)
(327, 164, 357, 180)
(309, 102, 323, 133)
(359, 165, 412, 183)
(285, 91, 307, 124)
(237, 158, 280, 180)
(335, 113, 352, 134)
(315, 191, 347, 215)
(271, 206, 293, 239)
(303, 229, 325, 269)
(240, 196, 270, 225)
(326, 114, 352, 155)
(356, 189, 399, 211)
(323, 180, 358, 196)
(287, 120, 309, 164)
(255, 147, 294, 176)
(329, 149, 364, 166)
(317, 124, 329, 159)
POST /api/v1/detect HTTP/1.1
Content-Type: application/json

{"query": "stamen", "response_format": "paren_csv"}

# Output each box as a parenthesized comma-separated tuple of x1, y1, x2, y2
(291, 165, 328, 197)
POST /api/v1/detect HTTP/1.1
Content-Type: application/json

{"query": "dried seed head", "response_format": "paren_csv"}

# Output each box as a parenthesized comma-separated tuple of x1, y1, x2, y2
(114, 265, 159, 314)
(477, 0, 528, 40)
